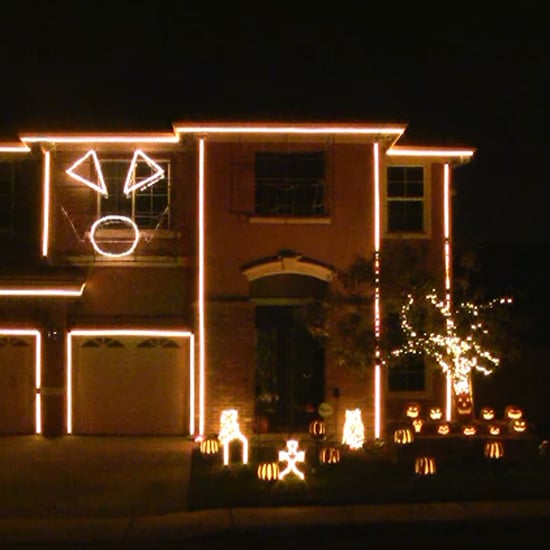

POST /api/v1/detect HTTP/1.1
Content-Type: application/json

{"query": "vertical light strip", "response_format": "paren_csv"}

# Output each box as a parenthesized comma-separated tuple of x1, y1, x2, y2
(41, 150, 51, 257)
(373, 142, 382, 439)
(443, 163, 453, 422)
(66, 333, 73, 434)
(198, 138, 206, 437)
(35, 331, 42, 434)
(188, 333, 195, 435)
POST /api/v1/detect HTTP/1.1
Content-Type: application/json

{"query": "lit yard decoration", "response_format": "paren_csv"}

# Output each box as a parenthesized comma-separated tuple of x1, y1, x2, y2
(308, 419, 326, 441)
(462, 424, 477, 437)
(278, 439, 306, 480)
(414, 456, 437, 476)
(218, 409, 248, 466)
(429, 406, 443, 421)
(484, 440, 504, 460)
(199, 436, 220, 456)
(505, 405, 523, 420)
(342, 408, 365, 450)
(257, 461, 280, 483)
(392, 293, 512, 418)
(480, 407, 496, 421)
(489, 424, 501, 436)
(437, 422, 451, 436)
(411, 418, 423, 433)
(509, 418, 527, 434)
(404, 402, 421, 419)
(319, 446, 341, 465)
(393, 427, 414, 445)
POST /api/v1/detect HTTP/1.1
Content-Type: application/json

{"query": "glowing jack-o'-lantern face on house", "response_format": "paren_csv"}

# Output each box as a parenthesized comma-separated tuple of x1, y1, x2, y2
(510, 419, 527, 433)
(456, 392, 473, 416)
(404, 402, 421, 419)
(480, 407, 495, 421)
(505, 405, 523, 420)
(65, 150, 166, 257)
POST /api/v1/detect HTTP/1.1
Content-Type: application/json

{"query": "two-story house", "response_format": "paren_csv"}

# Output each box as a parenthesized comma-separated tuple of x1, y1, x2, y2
(0, 122, 474, 439)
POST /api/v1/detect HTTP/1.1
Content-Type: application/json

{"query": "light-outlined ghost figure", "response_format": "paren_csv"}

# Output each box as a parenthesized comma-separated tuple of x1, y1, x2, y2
(342, 408, 365, 450)
(65, 149, 165, 257)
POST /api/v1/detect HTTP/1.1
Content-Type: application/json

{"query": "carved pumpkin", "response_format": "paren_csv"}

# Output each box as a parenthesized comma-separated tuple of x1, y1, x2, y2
(484, 440, 504, 460)
(505, 405, 523, 420)
(429, 406, 443, 421)
(319, 446, 341, 465)
(308, 419, 326, 440)
(437, 422, 450, 435)
(199, 437, 220, 456)
(456, 392, 473, 416)
(415, 456, 436, 476)
(480, 407, 495, 421)
(412, 418, 423, 433)
(509, 418, 527, 433)
(488, 424, 501, 436)
(393, 427, 414, 445)
(462, 424, 477, 437)
(404, 402, 421, 419)
(257, 461, 280, 482)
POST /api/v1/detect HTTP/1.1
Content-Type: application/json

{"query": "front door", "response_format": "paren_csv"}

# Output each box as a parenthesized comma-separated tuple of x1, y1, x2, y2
(255, 305, 324, 433)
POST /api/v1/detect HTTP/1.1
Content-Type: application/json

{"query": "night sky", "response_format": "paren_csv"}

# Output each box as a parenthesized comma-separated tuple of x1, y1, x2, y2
(0, 3, 548, 247)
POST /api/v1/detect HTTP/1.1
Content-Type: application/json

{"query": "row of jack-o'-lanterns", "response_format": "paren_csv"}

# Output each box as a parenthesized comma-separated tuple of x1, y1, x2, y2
(404, 403, 525, 422)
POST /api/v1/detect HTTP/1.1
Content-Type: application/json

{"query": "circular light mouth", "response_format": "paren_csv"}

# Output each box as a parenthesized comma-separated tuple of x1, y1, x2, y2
(90, 215, 140, 257)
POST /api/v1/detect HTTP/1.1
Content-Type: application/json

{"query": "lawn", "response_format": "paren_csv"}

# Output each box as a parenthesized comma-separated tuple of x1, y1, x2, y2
(187, 431, 550, 510)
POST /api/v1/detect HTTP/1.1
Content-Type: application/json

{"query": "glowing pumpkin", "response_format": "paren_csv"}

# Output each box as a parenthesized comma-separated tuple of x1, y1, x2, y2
(393, 427, 414, 445)
(480, 407, 495, 421)
(462, 424, 477, 437)
(509, 419, 527, 433)
(319, 446, 341, 465)
(412, 419, 423, 433)
(484, 440, 504, 460)
(257, 461, 280, 482)
(456, 392, 473, 416)
(505, 405, 523, 420)
(437, 423, 450, 436)
(488, 424, 501, 436)
(429, 406, 443, 421)
(404, 402, 421, 419)
(415, 456, 436, 476)
(308, 419, 326, 440)
(199, 437, 220, 456)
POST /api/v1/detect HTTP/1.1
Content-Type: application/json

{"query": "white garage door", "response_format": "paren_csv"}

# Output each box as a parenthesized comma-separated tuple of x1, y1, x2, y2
(0, 336, 35, 434)
(72, 335, 189, 435)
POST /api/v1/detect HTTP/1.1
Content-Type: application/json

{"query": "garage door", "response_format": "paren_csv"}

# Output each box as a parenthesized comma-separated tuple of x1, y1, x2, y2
(0, 335, 35, 434)
(71, 335, 190, 435)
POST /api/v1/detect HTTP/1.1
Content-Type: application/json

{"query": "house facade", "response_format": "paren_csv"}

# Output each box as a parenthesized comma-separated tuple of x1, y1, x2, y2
(0, 122, 474, 439)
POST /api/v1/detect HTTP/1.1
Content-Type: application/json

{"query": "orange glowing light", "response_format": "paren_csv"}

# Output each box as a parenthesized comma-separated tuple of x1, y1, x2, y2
(387, 147, 475, 158)
(41, 150, 51, 257)
(0, 284, 85, 297)
(21, 133, 179, 144)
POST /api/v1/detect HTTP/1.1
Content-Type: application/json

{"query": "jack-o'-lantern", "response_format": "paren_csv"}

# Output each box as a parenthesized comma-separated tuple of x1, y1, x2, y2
(480, 407, 495, 421)
(415, 456, 436, 476)
(488, 424, 501, 436)
(412, 418, 423, 433)
(456, 392, 473, 416)
(404, 402, 421, 419)
(505, 405, 523, 420)
(257, 461, 280, 482)
(429, 406, 443, 421)
(462, 424, 477, 437)
(308, 419, 326, 440)
(509, 418, 527, 433)
(199, 436, 220, 456)
(437, 423, 450, 436)
(484, 440, 504, 460)
(319, 446, 341, 465)
(393, 427, 414, 445)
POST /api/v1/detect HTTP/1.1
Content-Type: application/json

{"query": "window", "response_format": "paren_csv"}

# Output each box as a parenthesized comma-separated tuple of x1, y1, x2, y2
(99, 159, 170, 229)
(387, 166, 424, 233)
(0, 162, 14, 230)
(255, 151, 326, 216)
(388, 355, 426, 392)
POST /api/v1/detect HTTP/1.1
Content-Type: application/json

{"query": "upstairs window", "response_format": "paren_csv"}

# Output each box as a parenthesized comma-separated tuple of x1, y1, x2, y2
(386, 166, 424, 233)
(0, 162, 14, 230)
(99, 159, 170, 230)
(388, 355, 426, 392)
(255, 151, 326, 217)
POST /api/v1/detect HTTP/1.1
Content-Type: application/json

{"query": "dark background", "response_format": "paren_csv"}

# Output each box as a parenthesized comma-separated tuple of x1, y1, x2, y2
(1, 3, 548, 414)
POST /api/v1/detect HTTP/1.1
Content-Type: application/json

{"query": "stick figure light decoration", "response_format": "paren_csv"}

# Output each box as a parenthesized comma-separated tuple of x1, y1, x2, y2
(278, 439, 306, 480)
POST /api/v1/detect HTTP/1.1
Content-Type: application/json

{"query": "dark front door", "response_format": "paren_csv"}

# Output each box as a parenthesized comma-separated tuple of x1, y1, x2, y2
(255, 305, 324, 433)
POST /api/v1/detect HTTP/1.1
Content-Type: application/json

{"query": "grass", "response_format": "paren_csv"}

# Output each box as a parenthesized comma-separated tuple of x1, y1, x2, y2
(187, 432, 550, 510)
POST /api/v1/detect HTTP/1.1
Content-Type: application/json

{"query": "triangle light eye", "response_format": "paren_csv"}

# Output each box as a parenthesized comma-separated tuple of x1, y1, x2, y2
(123, 150, 165, 196)
(66, 150, 108, 195)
